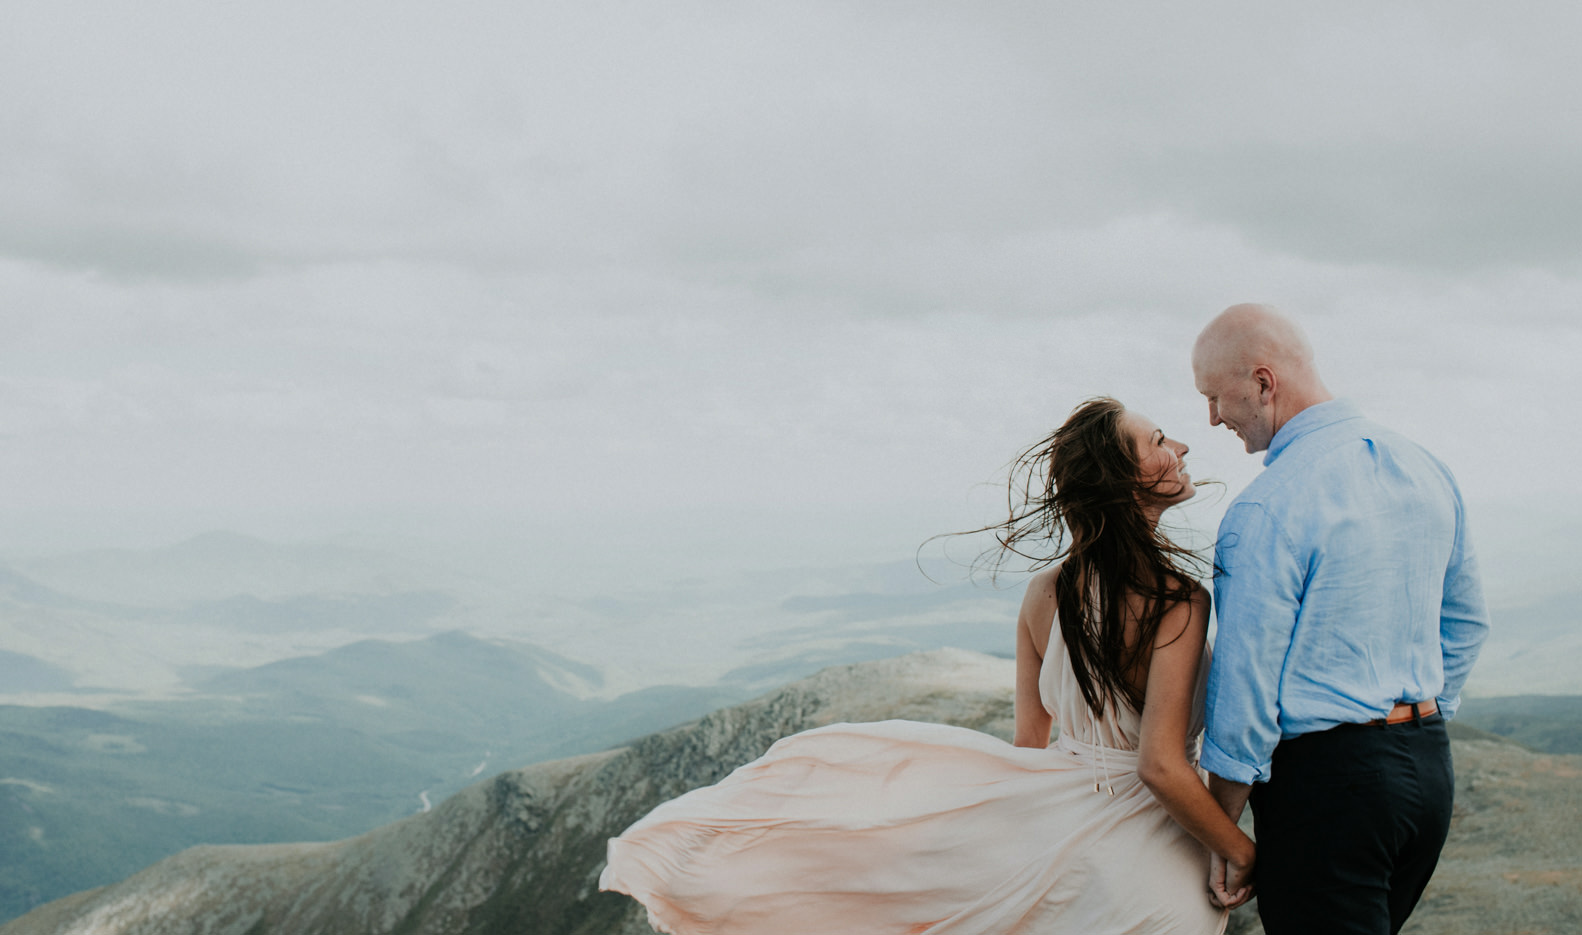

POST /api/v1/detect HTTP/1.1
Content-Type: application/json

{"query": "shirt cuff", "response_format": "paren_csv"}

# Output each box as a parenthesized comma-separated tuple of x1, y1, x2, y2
(1200, 737, 1271, 785)
(1435, 694, 1461, 720)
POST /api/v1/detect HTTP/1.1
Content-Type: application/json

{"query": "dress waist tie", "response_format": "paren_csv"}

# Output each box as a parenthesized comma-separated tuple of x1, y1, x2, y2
(1054, 733, 1138, 796)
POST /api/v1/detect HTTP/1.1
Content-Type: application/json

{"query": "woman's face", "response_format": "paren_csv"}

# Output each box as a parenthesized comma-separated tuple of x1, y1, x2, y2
(1122, 410, 1194, 507)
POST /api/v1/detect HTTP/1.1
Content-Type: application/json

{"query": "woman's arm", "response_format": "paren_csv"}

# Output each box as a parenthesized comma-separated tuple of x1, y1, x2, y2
(1012, 570, 1056, 748)
(1135, 588, 1255, 906)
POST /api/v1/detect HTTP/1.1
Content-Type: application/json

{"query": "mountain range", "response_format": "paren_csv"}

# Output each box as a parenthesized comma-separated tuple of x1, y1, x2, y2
(0, 631, 742, 923)
(4, 649, 1578, 935)
(1, 530, 1577, 930)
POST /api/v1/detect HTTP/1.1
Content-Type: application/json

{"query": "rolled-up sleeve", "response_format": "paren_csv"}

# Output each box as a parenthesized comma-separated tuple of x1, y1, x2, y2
(1204, 502, 1305, 785)
(1437, 496, 1491, 719)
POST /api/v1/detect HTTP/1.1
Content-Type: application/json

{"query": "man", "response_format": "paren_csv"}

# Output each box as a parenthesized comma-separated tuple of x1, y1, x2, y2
(1191, 304, 1490, 935)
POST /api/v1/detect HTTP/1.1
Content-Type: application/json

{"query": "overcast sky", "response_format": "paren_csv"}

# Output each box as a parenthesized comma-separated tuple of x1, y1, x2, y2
(1, 2, 1576, 602)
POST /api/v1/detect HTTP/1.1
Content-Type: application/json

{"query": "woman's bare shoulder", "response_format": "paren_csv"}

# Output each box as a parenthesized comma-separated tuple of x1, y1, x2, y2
(1018, 564, 1062, 647)
(1029, 562, 1063, 594)
(1154, 580, 1211, 648)
(1021, 563, 1064, 609)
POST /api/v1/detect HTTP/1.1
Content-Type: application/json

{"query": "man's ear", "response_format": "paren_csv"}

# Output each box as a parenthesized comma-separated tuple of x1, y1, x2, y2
(1253, 365, 1276, 403)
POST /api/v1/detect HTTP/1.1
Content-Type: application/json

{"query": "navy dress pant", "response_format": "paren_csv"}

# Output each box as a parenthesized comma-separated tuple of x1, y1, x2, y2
(1250, 713, 1454, 935)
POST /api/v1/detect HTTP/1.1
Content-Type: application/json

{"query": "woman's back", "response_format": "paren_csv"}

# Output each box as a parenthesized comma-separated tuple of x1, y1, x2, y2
(1039, 601, 1210, 755)
(1025, 565, 1208, 753)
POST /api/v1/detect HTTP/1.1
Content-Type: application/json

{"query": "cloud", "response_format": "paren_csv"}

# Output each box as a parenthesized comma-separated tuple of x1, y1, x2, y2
(0, 1, 1575, 601)
(6, 1, 1579, 282)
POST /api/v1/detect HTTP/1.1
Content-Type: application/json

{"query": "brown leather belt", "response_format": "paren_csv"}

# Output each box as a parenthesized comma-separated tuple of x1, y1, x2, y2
(1369, 699, 1437, 725)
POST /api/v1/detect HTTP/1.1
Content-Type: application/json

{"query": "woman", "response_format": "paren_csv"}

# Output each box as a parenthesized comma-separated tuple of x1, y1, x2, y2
(600, 397, 1254, 934)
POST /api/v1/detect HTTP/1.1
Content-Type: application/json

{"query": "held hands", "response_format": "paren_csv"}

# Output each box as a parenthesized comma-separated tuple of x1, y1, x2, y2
(1208, 850, 1255, 910)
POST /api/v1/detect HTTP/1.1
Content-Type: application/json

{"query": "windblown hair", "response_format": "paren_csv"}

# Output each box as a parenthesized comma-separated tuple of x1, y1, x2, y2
(974, 397, 1210, 715)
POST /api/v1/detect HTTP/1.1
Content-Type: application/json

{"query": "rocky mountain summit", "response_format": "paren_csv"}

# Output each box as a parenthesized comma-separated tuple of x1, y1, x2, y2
(6, 649, 1578, 935)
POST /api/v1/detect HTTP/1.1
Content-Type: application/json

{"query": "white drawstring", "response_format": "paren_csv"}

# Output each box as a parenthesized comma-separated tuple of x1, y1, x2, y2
(1093, 707, 1115, 796)
(1055, 728, 1132, 795)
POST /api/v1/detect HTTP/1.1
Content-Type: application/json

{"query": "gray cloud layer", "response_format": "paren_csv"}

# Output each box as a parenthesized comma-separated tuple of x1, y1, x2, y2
(6, 2, 1581, 280)
(0, 2, 1575, 598)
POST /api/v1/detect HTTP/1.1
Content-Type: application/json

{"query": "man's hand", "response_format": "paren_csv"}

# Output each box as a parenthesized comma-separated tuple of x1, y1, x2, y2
(1209, 850, 1255, 910)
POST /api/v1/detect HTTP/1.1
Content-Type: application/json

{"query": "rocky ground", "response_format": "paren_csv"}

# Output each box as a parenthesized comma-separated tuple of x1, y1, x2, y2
(5, 649, 1577, 935)
(1224, 728, 1581, 935)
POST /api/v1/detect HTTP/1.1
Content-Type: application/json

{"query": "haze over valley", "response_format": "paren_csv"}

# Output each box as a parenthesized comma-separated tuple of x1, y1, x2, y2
(1, 525, 1576, 922)
(0, 529, 1023, 919)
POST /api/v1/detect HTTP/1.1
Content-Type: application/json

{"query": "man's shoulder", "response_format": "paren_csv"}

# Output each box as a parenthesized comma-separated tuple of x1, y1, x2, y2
(1224, 414, 1461, 529)
(1350, 416, 1463, 487)
(1225, 442, 1321, 512)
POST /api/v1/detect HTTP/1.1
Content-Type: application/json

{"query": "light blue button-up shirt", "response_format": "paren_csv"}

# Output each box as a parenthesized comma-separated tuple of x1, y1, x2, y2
(1201, 399, 1490, 785)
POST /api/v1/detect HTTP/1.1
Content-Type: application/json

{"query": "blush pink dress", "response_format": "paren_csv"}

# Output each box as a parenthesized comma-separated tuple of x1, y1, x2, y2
(599, 629, 1229, 935)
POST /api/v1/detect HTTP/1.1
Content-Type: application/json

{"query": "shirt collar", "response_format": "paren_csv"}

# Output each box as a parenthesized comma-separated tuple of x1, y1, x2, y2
(1263, 398, 1363, 466)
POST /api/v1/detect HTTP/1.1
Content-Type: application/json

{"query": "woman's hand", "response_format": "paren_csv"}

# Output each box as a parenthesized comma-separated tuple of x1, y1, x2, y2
(1136, 589, 1258, 913)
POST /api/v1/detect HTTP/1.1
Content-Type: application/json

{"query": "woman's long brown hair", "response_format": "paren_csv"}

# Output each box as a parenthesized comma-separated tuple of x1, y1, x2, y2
(971, 397, 1210, 715)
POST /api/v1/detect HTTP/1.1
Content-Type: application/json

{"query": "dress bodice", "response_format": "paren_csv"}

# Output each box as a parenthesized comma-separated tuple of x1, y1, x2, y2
(1038, 610, 1211, 755)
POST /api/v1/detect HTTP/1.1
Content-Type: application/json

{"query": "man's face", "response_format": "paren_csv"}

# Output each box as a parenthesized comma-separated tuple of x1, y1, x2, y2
(1192, 357, 1274, 454)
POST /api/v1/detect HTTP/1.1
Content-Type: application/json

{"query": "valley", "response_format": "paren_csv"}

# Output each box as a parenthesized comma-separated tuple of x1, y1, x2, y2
(0, 531, 1574, 925)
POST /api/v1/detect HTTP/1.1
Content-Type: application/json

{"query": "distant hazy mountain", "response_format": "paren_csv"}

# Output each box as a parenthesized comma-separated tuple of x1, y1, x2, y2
(0, 566, 146, 618)
(0, 537, 472, 699)
(0, 651, 74, 693)
(174, 590, 458, 635)
(5, 650, 1577, 935)
(1465, 588, 1582, 696)
(192, 628, 599, 728)
(13, 529, 1570, 704)
(0, 563, 175, 697)
(1, 537, 1019, 703)
(1456, 694, 1582, 754)
(0, 632, 743, 924)
(9, 531, 472, 605)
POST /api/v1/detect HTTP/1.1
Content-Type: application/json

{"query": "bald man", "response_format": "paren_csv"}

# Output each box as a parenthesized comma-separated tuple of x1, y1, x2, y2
(1191, 304, 1489, 935)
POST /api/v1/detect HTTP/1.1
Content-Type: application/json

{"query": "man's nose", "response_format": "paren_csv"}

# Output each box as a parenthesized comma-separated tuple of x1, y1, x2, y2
(1207, 403, 1221, 426)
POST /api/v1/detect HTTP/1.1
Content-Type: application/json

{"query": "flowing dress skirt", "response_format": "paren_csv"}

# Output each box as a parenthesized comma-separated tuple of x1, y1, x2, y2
(601, 718, 1228, 934)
